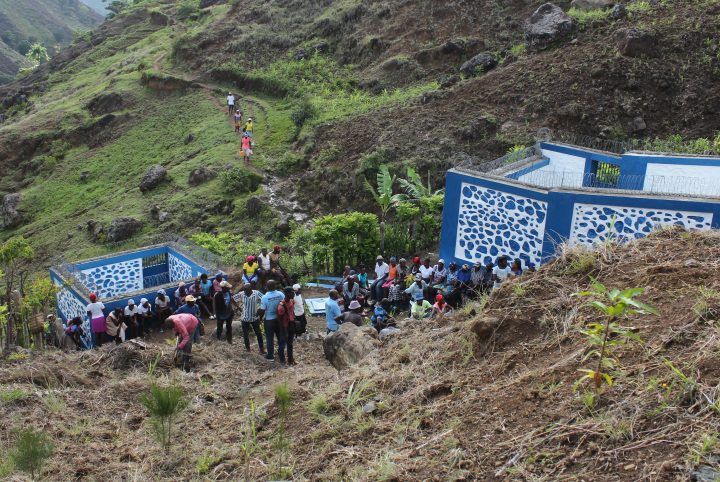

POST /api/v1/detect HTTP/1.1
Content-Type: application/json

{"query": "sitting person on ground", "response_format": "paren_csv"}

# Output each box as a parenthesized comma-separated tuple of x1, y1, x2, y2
(174, 281, 188, 307)
(388, 278, 407, 313)
(325, 289, 342, 334)
(137, 298, 153, 338)
(432, 294, 452, 318)
(470, 262, 484, 296)
(167, 313, 200, 371)
(483, 262, 495, 293)
(257, 248, 272, 288)
(242, 255, 259, 286)
(371, 299, 394, 330)
(430, 259, 448, 297)
(444, 279, 465, 307)
(214, 280, 237, 344)
(242, 133, 252, 162)
(342, 275, 360, 308)
(456, 264, 472, 300)
(410, 291, 432, 319)
(85, 292, 106, 348)
(381, 257, 399, 294)
(337, 300, 364, 327)
(419, 258, 434, 284)
(404, 277, 427, 303)
(124, 299, 139, 340)
(511, 259, 523, 277)
(371, 255, 390, 303)
(155, 289, 171, 333)
(64, 316, 85, 350)
(276, 287, 297, 365)
(292, 284, 307, 338)
(105, 307, 126, 344)
(397, 258, 409, 283)
(447, 262, 459, 286)
(493, 256, 513, 290)
(409, 256, 422, 283)
(270, 245, 292, 286)
(356, 264, 370, 304)
(237, 283, 265, 354)
(174, 295, 202, 343)
(340, 265, 352, 285)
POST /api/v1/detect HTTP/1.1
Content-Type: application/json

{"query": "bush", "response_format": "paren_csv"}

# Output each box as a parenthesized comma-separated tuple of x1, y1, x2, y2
(291, 98, 317, 130)
(311, 212, 379, 273)
(176, 0, 200, 20)
(218, 168, 263, 195)
(10, 428, 53, 480)
(355, 147, 393, 181)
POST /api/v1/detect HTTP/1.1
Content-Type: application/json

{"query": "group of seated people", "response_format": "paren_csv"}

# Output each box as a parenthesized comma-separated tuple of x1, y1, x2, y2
(323, 254, 537, 332)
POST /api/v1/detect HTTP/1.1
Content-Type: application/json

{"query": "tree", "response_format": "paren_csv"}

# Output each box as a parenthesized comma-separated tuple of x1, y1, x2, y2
(398, 166, 445, 251)
(140, 384, 188, 452)
(26, 43, 49, 66)
(0, 236, 34, 350)
(364, 165, 406, 255)
(10, 428, 54, 480)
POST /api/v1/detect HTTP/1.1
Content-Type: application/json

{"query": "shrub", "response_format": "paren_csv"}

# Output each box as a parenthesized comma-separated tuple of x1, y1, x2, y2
(290, 98, 317, 130)
(140, 384, 188, 452)
(311, 212, 379, 273)
(10, 428, 53, 480)
(218, 168, 263, 195)
(176, 0, 200, 20)
(509, 43, 526, 57)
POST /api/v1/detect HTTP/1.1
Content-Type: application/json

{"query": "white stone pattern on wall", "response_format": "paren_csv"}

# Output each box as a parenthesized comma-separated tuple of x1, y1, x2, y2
(168, 254, 193, 282)
(455, 183, 548, 266)
(79, 259, 143, 298)
(570, 204, 713, 245)
(54, 280, 91, 348)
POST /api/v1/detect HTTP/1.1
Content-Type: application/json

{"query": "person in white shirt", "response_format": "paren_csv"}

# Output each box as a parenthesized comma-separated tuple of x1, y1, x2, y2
(124, 299, 139, 340)
(85, 293, 106, 348)
(137, 298, 153, 338)
(492, 256, 513, 290)
(257, 248, 272, 289)
(226, 92, 235, 115)
(371, 255, 389, 303)
(292, 284, 307, 338)
(418, 258, 434, 283)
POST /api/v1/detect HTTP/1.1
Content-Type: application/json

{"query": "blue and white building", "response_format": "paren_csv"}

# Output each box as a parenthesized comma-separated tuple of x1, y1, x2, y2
(440, 142, 720, 268)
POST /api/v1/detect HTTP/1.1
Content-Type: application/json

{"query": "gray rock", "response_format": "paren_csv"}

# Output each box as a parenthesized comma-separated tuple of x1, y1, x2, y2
(459, 52, 498, 77)
(692, 466, 720, 482)
(1, 193, 22, 229)
(570, 0, 614, 10)
(275, 215, 292, 236)
(323, 323, 379, 370)
(615, 28, 657, 57)
(149, 11, 169, 25)
(199, 0, 223, 7)
(188, 166, 216, 186)
(86, 219, 105, 241)
(80, 171, 90, 183)
(524, 3, 576, 48)
(611, 4, 627, 19)
(106, 217, 142, 243)
(628, 116, 647, 133)
(362, 401, 377, 414)
(139, 165, 167, 192)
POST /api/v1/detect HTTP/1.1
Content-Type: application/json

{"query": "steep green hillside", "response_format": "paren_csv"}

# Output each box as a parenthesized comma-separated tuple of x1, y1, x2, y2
(0, 0, 102, 78)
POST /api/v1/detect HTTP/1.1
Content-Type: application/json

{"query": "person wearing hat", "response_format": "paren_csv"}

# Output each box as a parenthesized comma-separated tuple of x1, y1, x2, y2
(124, 299, 139, 340)
(243, 117, 254, 137)
(410, 291, 432, 319)
(404, 276, 427, 303)
(155, 289, 171, 333)
(409, 256, 422, 282)
(214, 280, 237, 344)
(242, 132, 253, 162)
(371, 255, 389, 303)
(430, 259, 448, 298)
(85, 292, 106, 348)
(238, 283, 265, 353)
(336, 300, 363, 327)
(447, 261, 459, 286)
(137, 298, 153, 338)
(456, 263, 472, 301)
(174, 294, 202, 343)
(292, 284, 307, 337)
(243, 255, 260, 286)
(227, 92, 235, 115)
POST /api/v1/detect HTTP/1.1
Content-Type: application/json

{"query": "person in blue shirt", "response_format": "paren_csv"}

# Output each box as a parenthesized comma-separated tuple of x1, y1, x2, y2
(174, 295, 202, 342)
(371, 298, 392, 330)
(325, 289, 342, 334)
(258, 280, 286, 362)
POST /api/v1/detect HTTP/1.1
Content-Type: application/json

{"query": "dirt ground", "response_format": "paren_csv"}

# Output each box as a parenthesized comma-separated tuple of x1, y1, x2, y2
(2, 228, 720, 481)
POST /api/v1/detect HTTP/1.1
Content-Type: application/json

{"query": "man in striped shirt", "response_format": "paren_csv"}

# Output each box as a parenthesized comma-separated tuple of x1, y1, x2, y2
(236, 283, 265, 353)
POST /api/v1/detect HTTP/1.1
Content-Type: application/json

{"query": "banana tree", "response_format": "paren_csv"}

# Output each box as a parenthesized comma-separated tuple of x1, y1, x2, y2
(364, 165, 406, 255)
(398, 166, 445, 250)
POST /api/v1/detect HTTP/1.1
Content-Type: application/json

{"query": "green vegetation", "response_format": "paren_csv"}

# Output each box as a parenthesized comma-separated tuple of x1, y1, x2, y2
(364, 165, 407, 254)
(140, 383, 189, 452)
(0, 388, 31, 403)
(642, 133, 720, 155)
(9, 428, 54, 480)
(567, 7, 612, 27)
(240, 399, 259, 481)
(312, 212, 380, 274)
(509, 43, 527, 57)
(218, 168, 263, 195)
(273, 383, 293, 479)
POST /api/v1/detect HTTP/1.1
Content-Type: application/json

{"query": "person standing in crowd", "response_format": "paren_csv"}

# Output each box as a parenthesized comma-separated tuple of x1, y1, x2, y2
(276, 287, 296, 365)
(227, 92, 235, 115)
(137, 298, 153, 338)
(105, 307, 125, 344)
(85, 293, 106, 348)
(198, 274, 215, 319)
(242, 133, 252, 162)
(155, 289, 171, 333)
(214, 280, 236, 344)
(371, 255, 389, 303)
(493, 256, 513, 290)
(243, 255, 260, 286)
(124, 299, 139, 340)
(292, 284, 307, 338)
(167, 313, 200, 371)
(238, 283, 265, 354)
(234, 109, 243, 132)
(325, 289, 342, 334)
(258, 280, 285, 362)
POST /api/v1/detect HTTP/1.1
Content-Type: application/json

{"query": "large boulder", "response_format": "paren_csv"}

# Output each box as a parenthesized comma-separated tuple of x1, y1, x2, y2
(188, 167, 216, 186)
(524, 3, 576, 48)
(570, 0, 614, 10)
(139, 165, 167, 192)
(1, 193, 22, 229)
(106, 217, 142, 243)
(86, 93, 124, 116)
(615, 28, 657, 57)
(323, 323, 380, 370)
(459, 53, 498, 77)
(149, 11, 169, 26)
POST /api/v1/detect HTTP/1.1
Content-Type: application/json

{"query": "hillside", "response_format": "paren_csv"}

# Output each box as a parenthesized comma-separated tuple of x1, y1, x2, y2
(0, 0, 102, 80)
(79, 0, 107, 14)
(1, 228, 719, 480)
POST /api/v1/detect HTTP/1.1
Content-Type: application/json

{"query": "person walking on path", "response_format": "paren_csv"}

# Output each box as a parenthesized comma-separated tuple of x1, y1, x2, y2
(237, 283, 265, 353)
(243, 118, 254, 137)
(167, 313, 200, 371)
(257, 280, 285, 362)
(242, 133, 252, 163)
(227, 92, 236, 115)
(85, 292, 106, 348)
(234, 109, 243, 132)
(276, 287, 296, 365)
(213, 281, 236, 344)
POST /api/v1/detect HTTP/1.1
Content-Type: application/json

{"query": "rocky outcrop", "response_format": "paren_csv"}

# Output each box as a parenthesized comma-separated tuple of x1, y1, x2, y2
(86, 93, 124, 116)
(615, 28, 657, 57)
(149, 11, 169, 25)
(139, 165, 167, 192)
(524, 3, 576, 48)
(106, 217, 142, 243)
(1, 193, 23, 229)
(323, 323, 380, 370)
(459, 53, 498, 77)
(188, 167, 216, 186)
(86, 219, 105, 241)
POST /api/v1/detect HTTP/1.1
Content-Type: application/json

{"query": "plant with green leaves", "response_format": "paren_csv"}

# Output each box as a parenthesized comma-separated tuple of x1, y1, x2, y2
(0, 236, 34, 350)
(364, 165, 406, 254)
(574, 279, 657, 393)
(10, 428, 53, 480)
(311, 212, 379, 273)
(140, 383, 188, 452)
(273, 383, 292, 478)
(240, 399, 258, 481)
